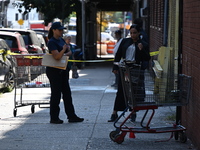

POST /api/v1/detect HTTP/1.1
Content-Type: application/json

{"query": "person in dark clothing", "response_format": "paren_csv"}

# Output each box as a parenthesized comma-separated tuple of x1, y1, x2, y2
(46, 22, 84, 124)
(108, 24, 150, 122)
(111, 30, 123, 88)
(133, 18, 149, 69)
(133, 18, 148, 43)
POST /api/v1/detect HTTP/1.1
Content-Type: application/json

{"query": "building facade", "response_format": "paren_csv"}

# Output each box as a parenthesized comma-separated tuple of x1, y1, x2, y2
(181, 0, 200, 149)
(148, 0, 200, 149)
(2, 0, 40, 28)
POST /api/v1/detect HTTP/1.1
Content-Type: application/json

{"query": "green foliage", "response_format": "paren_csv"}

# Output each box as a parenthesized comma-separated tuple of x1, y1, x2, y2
(97, 11, 125, 24)
(113, 12, 124, 23)
(14, 0, 81, 25)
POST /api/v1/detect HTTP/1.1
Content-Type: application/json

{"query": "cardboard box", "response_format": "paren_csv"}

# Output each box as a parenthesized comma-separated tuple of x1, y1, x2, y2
(42, 54, 69, 70)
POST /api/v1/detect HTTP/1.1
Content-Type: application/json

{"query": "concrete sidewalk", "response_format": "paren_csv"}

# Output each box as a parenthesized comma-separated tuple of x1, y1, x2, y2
(0, 62, 194, 150)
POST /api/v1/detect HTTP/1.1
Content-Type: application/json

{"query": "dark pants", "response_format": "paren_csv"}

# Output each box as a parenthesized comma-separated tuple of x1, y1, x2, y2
(113, 72, 127, 111)
(113, 67, 145, 111)
(114, 71, 119, 86)
(46, 67, 76, 121)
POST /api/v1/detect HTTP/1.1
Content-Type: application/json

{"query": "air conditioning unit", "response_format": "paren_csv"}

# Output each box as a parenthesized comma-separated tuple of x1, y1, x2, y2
(140, 8, 148, 18)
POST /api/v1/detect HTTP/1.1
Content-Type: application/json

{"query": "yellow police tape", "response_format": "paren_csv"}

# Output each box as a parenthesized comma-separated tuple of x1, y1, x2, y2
(0, 49, 13, 61)
(0, 49, 19, 55)
(0, 49, 159, 62)
(68, 59, 114, 62)
(150, 51, 159, 56)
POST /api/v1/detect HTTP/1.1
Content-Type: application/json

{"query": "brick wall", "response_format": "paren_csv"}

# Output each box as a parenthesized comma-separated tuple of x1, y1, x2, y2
(149, 0, 200, 148)
(149, 0, 164, 57)
(181, 0, 200, 149)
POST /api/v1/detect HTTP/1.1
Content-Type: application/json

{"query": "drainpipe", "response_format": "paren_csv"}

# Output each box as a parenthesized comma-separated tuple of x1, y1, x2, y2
(176, 0, 183, 129)
(163, 0, 168, 46)
(81, 0, 86, 60)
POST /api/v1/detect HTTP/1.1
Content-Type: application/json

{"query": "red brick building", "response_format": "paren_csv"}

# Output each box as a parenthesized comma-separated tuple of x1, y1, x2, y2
(148, 0, 200, 149)
(181, 0, 200, 149)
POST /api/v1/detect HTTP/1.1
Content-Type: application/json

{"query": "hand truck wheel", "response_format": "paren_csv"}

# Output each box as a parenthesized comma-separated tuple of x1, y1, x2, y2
(31, 105, 35, 113)
(180, 131, 187, 143)
(115, 134, 124, 144)
(109, 131, 118, 141)
(13, 108, 17, 117)
(174, 131, 179, 140)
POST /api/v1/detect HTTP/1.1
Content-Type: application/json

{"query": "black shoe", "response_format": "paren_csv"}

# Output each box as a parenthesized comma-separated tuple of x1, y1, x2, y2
(111, 83, 118, 88)
(50, 119, 64, 124)
(108, 114, 118, 122)
(68, 116, 84, 123)
(130, 113, 137, 122)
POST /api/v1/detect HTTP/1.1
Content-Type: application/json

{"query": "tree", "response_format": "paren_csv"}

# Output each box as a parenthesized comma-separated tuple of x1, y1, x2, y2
(13, 0, 81, 25)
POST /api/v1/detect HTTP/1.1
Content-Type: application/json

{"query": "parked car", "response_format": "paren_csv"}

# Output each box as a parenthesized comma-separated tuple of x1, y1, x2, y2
(0, 31, 29, 54)
(0, 38, 16, 92)
(0, 28, 43, 53)
(97, 32, 116, 55)
(36, 34, 48, 53)
(100, 32, 115, 42)
(32, 29, 49, 44)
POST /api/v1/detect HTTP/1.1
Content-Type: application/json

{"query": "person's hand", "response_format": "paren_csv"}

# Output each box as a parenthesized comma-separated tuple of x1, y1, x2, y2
(63, 44, 68, 52)
(66, 44, 70, 51)
(138, 43, 143, 50)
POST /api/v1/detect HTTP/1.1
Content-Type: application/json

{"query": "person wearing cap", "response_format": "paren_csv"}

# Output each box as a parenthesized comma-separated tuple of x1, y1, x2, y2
(46, 22, 84, 124)
(111, 30, 123, 88)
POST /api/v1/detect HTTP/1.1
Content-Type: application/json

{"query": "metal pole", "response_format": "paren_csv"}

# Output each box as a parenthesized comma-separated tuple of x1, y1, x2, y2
(81, 0, 85, 60)
(0, 0, 5, 27)
(123, 11, 126, 38)
(163, 0, 168, 46)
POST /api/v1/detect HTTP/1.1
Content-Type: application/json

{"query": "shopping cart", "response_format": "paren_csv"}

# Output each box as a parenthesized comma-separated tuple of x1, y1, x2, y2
(109, 61, 192, 144)
(12, 54, 50, 117)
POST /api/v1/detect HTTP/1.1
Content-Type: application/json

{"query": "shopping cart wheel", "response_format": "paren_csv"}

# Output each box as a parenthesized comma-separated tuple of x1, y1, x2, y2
(180, 131, 187, 143)
(31, 105, 35, 113)
(13, 108, 17, 117)
(109, 131, 118, 141)
(174, 131, 179, 140)
(115, 134, 124, 144)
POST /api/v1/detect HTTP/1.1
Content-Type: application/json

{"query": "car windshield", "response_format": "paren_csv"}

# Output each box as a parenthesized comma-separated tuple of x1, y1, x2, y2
(0, 35, 18, 48)
(29, 32, 40, 46)
(19, 35, 26, 47)
(21, 33, 31, 46)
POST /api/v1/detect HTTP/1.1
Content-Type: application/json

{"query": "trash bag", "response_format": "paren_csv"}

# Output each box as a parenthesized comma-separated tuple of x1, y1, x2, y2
(71, 65, 79, 79)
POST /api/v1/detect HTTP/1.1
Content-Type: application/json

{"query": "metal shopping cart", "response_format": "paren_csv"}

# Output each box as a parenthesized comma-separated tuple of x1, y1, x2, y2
(109, 61, 192, 144)
(12, 54, 50, 117)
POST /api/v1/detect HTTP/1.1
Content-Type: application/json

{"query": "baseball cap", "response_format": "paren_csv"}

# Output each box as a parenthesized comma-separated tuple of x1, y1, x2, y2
(51, 22, 66, 30)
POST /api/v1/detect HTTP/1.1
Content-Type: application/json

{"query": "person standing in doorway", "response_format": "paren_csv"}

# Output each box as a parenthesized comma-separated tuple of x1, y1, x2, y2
(133, 18, 148, 43)
(133, 18, 149, 69)
(46, 22, 84, 124)
(111, 30, 123, 88)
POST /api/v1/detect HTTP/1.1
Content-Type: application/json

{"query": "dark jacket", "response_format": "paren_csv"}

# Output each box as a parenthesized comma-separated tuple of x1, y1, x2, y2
(113, 37, 150, 71)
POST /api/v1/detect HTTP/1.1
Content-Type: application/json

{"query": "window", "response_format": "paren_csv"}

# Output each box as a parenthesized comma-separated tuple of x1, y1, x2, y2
(15, 13, 18, 21)
(23, 14, 29, 20)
